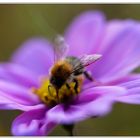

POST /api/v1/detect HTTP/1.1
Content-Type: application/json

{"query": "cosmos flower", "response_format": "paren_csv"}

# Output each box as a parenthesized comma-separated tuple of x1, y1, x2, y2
(0, 11, 140, 136)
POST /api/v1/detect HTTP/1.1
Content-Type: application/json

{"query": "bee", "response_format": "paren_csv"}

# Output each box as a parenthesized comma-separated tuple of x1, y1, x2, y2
(49, 35, 102, 95)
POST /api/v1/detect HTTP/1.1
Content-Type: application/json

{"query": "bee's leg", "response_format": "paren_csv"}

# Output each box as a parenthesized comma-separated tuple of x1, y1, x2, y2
(73, 79, 79, 94)
(55, 88, 60, 103)
(66, 83, 70, 89)
(84, 71, 93, 81)
(48, 85, 53, 96)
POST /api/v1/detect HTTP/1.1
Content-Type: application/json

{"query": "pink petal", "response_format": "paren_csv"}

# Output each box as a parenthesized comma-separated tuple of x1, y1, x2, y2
(47, 104, 87, 124)
(77, 86, 126, 104)
(0, 63, 39, 88)
(116, 87, 140, 104)
(92, 20, 140, 82)
(47, 86, 126, 124)
(65, 11, 140, 83)
(107, 74, 140, 85)
(65, 11, 105, 56)
(0, 94, 44, 111)
(0, 80, 43, 111)
(11, 38, 54, 76)
(12, 108, 56, 136)
(111, 74, 140, 104)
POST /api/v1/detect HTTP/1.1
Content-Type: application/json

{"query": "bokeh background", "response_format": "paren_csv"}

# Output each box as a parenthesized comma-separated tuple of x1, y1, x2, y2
(0, 4, 140, 136)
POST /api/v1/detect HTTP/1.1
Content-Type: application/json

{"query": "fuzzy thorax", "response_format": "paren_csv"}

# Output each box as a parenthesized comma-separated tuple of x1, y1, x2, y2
(32, 78, 83, 107)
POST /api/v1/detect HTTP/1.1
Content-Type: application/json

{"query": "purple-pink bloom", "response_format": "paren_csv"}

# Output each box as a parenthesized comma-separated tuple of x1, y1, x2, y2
(0, 11, 140, 136)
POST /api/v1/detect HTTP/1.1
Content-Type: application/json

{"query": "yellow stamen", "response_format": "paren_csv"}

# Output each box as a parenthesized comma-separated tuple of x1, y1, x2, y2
(32, 78, 83, 107)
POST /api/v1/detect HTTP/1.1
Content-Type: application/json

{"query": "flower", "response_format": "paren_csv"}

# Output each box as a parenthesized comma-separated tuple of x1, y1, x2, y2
(0, 11, 140, 136)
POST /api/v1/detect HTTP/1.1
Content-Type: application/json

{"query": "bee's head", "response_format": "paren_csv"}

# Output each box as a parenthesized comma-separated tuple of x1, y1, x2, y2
(50, 76, 58, 87)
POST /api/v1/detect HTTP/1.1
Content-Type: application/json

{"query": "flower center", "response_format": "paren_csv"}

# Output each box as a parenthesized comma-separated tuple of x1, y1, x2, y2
(32, 77, 83, 107)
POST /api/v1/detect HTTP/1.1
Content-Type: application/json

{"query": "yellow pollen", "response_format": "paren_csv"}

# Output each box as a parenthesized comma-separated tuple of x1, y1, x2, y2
(32, 78, 83, 107)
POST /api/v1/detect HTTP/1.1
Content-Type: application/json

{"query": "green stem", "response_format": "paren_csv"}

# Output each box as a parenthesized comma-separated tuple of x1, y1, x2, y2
(62, 124, 74, 136)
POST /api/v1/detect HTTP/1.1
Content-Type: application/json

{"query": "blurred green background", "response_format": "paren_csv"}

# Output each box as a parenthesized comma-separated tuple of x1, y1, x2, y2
(0, 4, 140, 136)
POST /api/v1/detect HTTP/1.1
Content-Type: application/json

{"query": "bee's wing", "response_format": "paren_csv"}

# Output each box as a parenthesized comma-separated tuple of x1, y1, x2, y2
(72, 54, 102, 73)
(53, 35, 69, 62)
(79, 54, 102, 67)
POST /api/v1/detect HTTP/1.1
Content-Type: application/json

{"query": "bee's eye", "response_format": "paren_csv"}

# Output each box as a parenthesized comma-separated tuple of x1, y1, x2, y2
(50, 77, 56, 84)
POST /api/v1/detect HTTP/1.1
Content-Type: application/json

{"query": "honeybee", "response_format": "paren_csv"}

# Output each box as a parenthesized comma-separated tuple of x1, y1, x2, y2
(49, 35, 102, 95)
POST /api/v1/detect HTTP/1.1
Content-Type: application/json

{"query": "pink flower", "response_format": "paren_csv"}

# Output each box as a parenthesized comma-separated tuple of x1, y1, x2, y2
(0, 11, 140, 136)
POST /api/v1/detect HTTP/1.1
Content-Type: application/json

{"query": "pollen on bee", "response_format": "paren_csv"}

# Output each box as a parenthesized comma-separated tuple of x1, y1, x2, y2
(32, 78, 83, 107)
